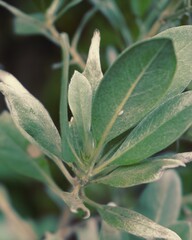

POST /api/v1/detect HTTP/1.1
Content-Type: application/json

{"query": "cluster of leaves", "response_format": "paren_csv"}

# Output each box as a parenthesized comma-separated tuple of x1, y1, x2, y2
(0, 0, 192, 239)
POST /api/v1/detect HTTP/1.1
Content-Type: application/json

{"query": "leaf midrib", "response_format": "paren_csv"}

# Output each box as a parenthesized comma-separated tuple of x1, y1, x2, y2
(111, 97, 192, 165)
(92, 41, 170, 163)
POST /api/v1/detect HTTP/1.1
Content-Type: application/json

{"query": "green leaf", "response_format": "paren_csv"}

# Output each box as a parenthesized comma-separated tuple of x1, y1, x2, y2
(130, 0, 152, 17)
(98, 205, 181, 239)
(14, 13, 45, 36)
(92, 38, 176, 146)
(89, 0, 132, 44)
(68, 70, 93, 157)
(83, 30, 103, 96)
(169, 221, 192, 240)
(94, 159, 184, 188)
(110, 92, 192, 166)
(136, 171, 182, 226)
(0, 111, 52, 184)
(155, 26, 192, 100)
(0, 70, 62, 159)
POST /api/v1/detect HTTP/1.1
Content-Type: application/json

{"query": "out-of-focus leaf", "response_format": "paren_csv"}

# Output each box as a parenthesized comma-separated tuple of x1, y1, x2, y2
(0, 70, 62, 159)
(94, 159, 184, 188)
(89, 0, 132, 44)
(83, 30, 103, 96)
(97, 205, 181, 239)
(130, 0, 153, 17)
(111, 92, 192, 166)
(169, 221, 192, 240)
(92, 38, 176, 145)
(156, 26, 192, 100)
(0, 185, 37, 240)
(0, 111, 52, 184)
(136, 171, 182, 226)
(14, 13, 45, 35)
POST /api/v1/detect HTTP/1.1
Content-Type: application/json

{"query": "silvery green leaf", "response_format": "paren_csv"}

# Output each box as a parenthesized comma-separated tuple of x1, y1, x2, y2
(94, 159, 184, 188)
(98, 205, 181, 240)
(111, 92, 192, 166)
(68, 71, 94, 159)
(156, 26, 192, 100)
(83, 30, 103, 95)
(92, 38, 176, 145)
(0, 70, 61, 159)
(136, 171, 182, 227)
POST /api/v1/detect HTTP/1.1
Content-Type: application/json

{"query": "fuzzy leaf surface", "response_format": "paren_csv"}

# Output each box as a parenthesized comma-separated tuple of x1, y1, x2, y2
(92, 38, 176, 144)
(156, 26, 192, 100)
(0, 70, 61, 159)
(98, 205, 181, 239)
(136, 171, 182, 226)
(94, 159, 184, 188)
(111, 92, 192, 166)
(83, 30, 103, 95)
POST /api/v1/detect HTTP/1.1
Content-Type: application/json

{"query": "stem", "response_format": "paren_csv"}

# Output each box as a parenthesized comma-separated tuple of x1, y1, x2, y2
(52, 156, 75, 185)
(81, 190, 101, 209)
(72, 7, 98, 50)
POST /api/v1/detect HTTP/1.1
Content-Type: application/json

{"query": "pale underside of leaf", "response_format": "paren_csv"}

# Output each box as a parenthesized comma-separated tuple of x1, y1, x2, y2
(83, 30, 103, 95)
(0, 70, 61, 159)
(98, 206, 181, 240)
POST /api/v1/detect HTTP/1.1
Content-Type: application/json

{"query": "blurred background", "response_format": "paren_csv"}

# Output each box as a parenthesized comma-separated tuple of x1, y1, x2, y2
(0, 0, 192, 239)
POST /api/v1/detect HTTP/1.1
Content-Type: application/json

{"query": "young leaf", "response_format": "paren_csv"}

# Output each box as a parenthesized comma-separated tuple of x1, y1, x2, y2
(92, 38, 176, 146)
(0, 70, 62, 159)
(68, 71, 92, 147)
(98, 205, 181, 240)
(93, 159, 184, 188)
(83, 30, 103, 96)
(169, 221, 192, 240)
(136, 171, 182, 227)
(155, 26, 192, 100)
(110, 91, 192, 166)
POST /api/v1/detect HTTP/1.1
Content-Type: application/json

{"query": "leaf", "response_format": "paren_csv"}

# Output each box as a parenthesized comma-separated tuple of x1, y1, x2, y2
(0, 111, 52, 184)
(94, 159, 184, 188)
(169, 221, 192, 240)
(155, 26, 192, 100)
(136, 171, 182, 226)
(68, 71, 92, 151)
(14, 13, 45, 36)
(111, 91, 192, 166)
(92, 38, 176, 145)
(0, 70, 62, 159)
(89, 0, 132, 44)
(83, 30, 103, 96)
(0, 185, 37, 240)
(130, 0, 152, 17)
(98, 205, 181, 240)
